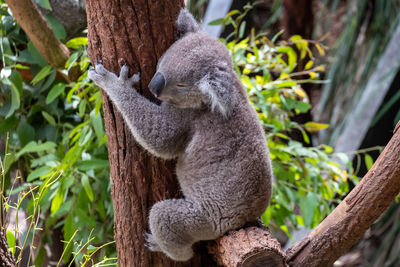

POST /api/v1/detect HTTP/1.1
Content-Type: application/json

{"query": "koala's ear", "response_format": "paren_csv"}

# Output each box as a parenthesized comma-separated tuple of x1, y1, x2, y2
(177, 9, 201, 38)
(198, 70, 236, 118)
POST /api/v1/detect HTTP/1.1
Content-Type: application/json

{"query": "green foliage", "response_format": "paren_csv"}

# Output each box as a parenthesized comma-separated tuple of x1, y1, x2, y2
(217, 9, 357, 235)
(0, 2, 372, 265)
(0, 2, 115, 265)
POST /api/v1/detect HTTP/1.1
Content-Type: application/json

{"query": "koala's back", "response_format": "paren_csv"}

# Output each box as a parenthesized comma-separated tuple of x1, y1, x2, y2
(176, 80, 272, 233)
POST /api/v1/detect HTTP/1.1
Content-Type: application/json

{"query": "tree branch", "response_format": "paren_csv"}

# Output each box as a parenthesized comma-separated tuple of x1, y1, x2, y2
(208, 221, 286, 267)
(286, 120, 400, 266)
(5, 0, 70, 69)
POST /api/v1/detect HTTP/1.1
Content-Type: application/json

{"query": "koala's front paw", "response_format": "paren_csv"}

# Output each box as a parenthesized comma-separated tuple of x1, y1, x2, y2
(88, 63, 140, 93)
(143, 232, 162, 252)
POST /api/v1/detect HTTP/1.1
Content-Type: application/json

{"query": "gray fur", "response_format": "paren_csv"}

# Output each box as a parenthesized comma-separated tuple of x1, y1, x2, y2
(88, 9, 272, 262)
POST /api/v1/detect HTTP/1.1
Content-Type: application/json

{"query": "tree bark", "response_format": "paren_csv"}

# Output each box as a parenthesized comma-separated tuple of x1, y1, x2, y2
(85, 1, 215, 266)
(0, 228, 15, 267)
(286, 121, 400, 266)
(5, 0, 70, 69)
(208, 222, 286, 267)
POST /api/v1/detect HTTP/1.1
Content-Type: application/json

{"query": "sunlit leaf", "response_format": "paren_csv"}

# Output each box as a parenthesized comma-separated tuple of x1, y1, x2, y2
(81, 174, 94, 201)
(51, 188, 64, 214)
(31, 65, 53, 85)
(6, 230, 15, 255)
(305, 60, 314, 70)
(315, 43, 325, 56)
(304, 122, 330, 132)
(66, 37, 88, 49)
(364, 154, 374, 170)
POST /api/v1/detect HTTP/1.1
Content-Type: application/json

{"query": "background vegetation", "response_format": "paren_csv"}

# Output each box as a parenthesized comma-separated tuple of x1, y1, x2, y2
(1, 0, 398, 266)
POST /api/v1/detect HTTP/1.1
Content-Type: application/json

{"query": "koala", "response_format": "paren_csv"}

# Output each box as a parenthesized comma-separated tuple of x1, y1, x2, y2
(88, 9, 272, 262)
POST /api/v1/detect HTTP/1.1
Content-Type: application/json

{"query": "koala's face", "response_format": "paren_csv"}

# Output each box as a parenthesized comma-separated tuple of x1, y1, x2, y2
(148, 32, 233, 110)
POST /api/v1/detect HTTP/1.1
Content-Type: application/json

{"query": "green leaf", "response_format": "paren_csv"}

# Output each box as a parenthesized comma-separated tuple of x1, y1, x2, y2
(0, 116, 18, 134)
(364, 154, 374, 170)
(304, 60, 314, 70)
(36, 0, 51, 10)
(51, 188, 64, 214)
(31, 65, 53, 85)
(16, 141, 56, 158)
(6, 230, 16, 255)
(77, 159, 109, 171)
(299, 192, 318, 227)
(81, 174, 94, 201)
(208, 18, 224, 26)
(65, 37, 88, 49)
(27, 166, 51, 182)
(239, 21, 246, 39)
(6, 79, 21, 118)
(44, 15, 66, 40)
(315, 43, 325, 56)
(46, 83, 65, 104)
(27, 42, 48, 67)
(65, 51, 79, 69)
(63, 215, 76, 263)
(17, 122, 35, 146)
(79, 100, 87, 117)
(90, 110, 105, 142)
(64, 214, 76, 241)
(304, 122, 329, 132)
(225, 10, 240, 18)
(9, 70, 23, 93)
(277, 46, 297, 72)
(41, 111, 56, 126)
(290, 35, 303, 42)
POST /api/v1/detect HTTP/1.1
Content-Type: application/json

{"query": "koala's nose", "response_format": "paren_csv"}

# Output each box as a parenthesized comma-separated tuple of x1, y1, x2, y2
(148, 72, 166, 96)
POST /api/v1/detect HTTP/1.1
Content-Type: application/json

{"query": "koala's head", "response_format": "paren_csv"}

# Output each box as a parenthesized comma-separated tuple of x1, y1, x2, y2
(148, 9, 237, 117)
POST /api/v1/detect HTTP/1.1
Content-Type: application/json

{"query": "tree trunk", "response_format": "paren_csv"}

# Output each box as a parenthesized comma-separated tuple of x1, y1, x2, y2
(286, 121, 400, 266)
(85, 1, 215, 266)
(0, 228, 15, 267)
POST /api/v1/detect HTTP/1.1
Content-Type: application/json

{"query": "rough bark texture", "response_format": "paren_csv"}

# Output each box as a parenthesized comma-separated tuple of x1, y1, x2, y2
(208, 222, 286, 267)
(5, 0, 70, 69)
(0, 228, 15, 267)
(85, 1, 216, 266)
(286, 121, 400, 267)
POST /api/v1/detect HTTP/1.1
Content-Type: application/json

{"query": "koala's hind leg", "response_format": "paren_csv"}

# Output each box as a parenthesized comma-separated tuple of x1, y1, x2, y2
(147, 199, 217, 261)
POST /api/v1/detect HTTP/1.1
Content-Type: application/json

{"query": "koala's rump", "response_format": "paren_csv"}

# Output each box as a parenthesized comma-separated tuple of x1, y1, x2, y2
(175, 114, 271, 228)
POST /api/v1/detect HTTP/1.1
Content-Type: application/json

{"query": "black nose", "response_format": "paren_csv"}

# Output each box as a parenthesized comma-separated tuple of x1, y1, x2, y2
(148, 72, 166, 96)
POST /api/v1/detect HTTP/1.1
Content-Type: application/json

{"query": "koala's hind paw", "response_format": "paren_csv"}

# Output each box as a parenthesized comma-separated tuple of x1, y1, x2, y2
(143, 232, 161, 252)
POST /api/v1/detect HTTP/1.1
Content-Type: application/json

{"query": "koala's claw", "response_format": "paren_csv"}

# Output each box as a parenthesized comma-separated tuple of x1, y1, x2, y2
(130, 72, 140, 84)
(143, 232, 161, 252)
(94, 62, 109, 76)
(120, 64, 140, 84)
(88, 63, 140, 91)
(120, 64, 130, 80)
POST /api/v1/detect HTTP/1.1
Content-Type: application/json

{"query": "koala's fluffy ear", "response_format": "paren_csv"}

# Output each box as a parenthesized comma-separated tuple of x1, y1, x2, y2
(198, 69, 236, 118)
(177, 9, 201, 38)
